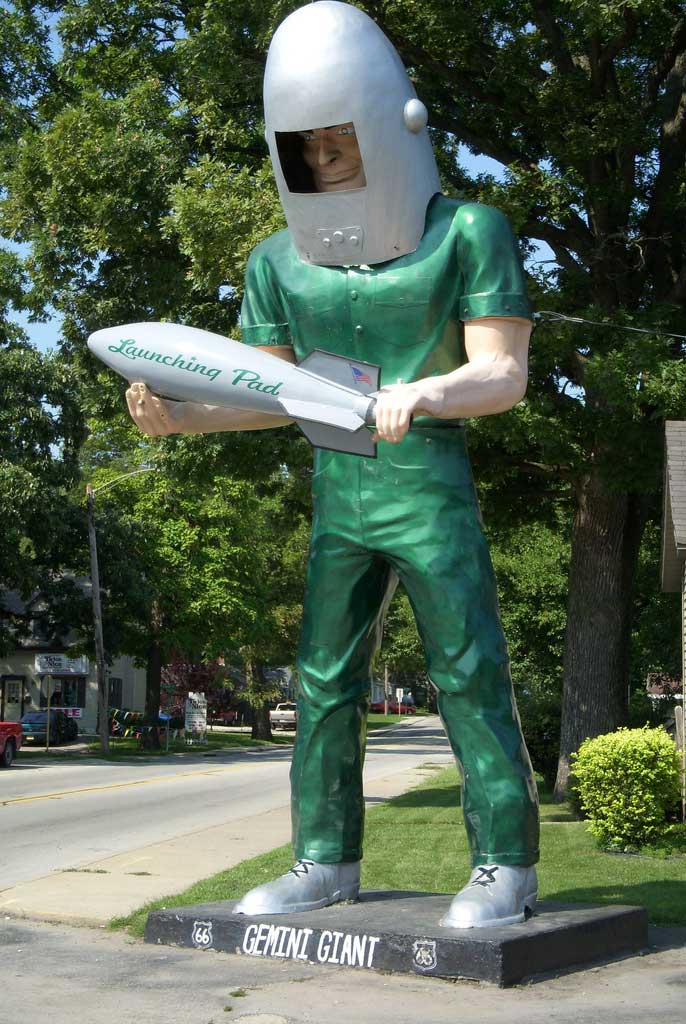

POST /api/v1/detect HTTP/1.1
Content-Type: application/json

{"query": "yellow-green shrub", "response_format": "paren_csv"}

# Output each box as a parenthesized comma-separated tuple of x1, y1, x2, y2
(571, 726, 680, 849)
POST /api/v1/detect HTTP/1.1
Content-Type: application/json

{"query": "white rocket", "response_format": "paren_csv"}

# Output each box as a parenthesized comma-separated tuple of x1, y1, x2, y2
(87, 321, 379, 457)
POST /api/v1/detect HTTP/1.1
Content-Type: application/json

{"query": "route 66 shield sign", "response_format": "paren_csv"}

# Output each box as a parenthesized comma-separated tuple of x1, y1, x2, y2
(191, 920, 213, 948)
(412, 938, 437, 972)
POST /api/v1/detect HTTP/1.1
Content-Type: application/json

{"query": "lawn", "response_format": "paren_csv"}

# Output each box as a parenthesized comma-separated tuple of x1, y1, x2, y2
(367, 711, 425, 730)
(112, 763, 686, 938)
(17, 729, 294, 760)
(18, 712, 409, 760)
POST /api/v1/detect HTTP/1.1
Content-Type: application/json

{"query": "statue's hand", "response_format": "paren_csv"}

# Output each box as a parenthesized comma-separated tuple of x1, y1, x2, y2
(372, 380, 443, 444)
(125, 382, 183, 436)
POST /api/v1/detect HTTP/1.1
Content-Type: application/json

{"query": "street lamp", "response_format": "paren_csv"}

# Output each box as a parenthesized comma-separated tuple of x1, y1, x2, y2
(86, 467, 157, 754)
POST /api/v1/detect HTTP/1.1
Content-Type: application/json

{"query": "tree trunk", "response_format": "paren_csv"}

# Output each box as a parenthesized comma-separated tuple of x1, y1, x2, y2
(553, 471, 646, 800)
(251, 699, 273, 741)
(244, 658, 274, 741)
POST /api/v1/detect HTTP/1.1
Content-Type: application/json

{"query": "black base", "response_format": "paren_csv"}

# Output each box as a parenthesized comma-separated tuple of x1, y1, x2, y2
(144, 891, 649, 986)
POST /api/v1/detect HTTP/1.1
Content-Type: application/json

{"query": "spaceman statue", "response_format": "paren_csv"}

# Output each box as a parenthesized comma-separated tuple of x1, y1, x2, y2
(127, 1, 539, 929)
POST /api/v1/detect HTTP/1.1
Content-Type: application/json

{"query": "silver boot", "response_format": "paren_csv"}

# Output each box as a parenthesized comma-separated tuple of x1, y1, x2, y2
(440, 864, 537, 929)
(234, 858, 361, 915)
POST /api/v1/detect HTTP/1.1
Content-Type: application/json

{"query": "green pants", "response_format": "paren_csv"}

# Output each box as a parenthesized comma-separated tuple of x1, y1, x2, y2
(292, 427, 539, 868)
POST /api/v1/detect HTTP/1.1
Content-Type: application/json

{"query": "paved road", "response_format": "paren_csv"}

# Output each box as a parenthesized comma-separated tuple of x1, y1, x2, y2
(0, 717, 453, 919)
(1, 917, 684, 1024)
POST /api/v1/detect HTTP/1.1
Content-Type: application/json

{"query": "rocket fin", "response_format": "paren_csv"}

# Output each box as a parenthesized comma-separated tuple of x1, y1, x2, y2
(278, 397, 365, 432)
(298, 350, 380, 395)
(294, 418, 377, 458)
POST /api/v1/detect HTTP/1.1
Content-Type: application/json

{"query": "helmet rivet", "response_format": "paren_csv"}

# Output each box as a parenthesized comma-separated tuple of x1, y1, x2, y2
(350, 235, 360, 246)
(333, 231, 344, 244)
(322, 237, 332, 248)
(403, 98, 428, 133)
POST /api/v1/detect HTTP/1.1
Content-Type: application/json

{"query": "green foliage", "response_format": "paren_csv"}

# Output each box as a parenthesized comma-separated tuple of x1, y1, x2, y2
(571, 726, 681, 849)
(629, 521, 682, 691)
(76, 459, 307, 668)
(0, 332, 86, 650)
(489, 518, 570, 783)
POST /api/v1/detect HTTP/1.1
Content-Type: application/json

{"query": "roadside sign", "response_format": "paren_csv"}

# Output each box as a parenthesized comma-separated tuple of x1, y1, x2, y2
(35, 654, 89, 675)
(185, 691, 207, 742)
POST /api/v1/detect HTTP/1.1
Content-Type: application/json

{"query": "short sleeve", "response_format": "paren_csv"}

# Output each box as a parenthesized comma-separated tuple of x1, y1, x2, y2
(240, 244, 292, 348)
(455, 204, 532, 322)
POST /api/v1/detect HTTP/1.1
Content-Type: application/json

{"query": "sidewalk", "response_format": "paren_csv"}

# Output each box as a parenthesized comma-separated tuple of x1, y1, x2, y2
(0, 757, 433, 926)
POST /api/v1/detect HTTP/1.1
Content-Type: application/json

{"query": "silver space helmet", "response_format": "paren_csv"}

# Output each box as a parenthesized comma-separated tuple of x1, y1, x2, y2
(263, 1, 441, 266)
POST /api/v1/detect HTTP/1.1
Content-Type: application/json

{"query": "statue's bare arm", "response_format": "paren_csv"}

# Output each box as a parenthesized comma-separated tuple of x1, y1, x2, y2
(125, 346, 296, 436)
(372, 317, 531, 444)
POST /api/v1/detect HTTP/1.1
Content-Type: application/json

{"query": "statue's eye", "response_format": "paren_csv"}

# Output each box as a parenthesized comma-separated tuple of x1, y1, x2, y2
(336, 126, 355, 136)
(299, 132, 316, 142)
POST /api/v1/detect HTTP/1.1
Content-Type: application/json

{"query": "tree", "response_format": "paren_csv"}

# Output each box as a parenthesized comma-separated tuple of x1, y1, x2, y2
(362, 0, 686, 795)
(2, 2, 686, 793)
(73, 404, 311, 742)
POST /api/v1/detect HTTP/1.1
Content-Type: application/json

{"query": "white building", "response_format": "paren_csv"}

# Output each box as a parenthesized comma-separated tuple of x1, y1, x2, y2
(0, 650, 147, 733)
(0, 589, 146, 732)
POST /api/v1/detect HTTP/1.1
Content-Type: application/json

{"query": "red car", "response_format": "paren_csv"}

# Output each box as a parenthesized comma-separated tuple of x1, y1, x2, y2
(1, 721, 23, 768)
(212, 708, 238, 725)
(369, 700, 416, 714)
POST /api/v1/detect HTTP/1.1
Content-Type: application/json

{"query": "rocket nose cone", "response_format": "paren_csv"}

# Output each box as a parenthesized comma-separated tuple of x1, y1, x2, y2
(87, 326, 115, 353)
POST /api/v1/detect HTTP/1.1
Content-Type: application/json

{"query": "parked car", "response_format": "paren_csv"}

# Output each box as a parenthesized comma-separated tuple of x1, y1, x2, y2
(207, 706, 238, 725)
(369, 700, 416, 714)
(269, 702, 298, 730)
(20, 710, 74, 745)
(51, 709, 79, 740)
(0, 721, 22, 768)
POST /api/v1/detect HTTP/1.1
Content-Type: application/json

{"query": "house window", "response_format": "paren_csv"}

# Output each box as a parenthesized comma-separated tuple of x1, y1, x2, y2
(62, 677, 86, 707)
(6, 681, 21, 704)
(41, 677, 86, 708)
(108, 677, 123, 707)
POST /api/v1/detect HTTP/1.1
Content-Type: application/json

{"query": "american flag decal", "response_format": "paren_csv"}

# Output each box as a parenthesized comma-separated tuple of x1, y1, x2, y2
(351, 365, 373, 387)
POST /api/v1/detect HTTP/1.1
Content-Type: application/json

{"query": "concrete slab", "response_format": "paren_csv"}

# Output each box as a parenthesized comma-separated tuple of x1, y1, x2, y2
(144, 891, 649, 986)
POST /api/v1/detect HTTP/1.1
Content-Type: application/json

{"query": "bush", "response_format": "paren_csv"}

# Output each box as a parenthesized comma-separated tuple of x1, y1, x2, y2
(571, 726, 681, 849)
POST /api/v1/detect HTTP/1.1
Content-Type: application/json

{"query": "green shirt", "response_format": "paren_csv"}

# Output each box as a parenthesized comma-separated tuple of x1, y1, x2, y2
(241, 194, 531, 422)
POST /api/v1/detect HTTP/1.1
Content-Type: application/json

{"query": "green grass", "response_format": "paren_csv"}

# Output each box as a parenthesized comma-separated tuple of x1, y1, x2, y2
(367, 711, 427, 730)
(111, 765, 686, 937)
(18, 711, 414, 759)
(18, 730, 293, 760)
(90, 730, 294, 758)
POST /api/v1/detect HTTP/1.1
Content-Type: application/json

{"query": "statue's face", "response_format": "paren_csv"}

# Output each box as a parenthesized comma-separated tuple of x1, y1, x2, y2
(298, 122, 366, 192)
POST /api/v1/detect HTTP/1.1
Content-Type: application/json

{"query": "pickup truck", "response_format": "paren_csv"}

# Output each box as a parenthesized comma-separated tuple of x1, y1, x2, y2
(1, 721, 22, 768)
(269, 702, 298, 731)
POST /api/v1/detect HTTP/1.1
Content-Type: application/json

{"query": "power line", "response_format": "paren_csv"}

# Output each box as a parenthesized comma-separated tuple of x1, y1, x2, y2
(534, 310, 686, 342)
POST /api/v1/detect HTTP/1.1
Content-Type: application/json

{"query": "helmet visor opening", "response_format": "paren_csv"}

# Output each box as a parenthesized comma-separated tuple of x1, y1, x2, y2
(275, 122, 367, 194)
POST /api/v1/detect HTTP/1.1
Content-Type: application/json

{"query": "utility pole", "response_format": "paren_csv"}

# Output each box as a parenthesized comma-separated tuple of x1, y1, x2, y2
(85, 467, 156, 755)
(86, 484, 109, 754)
(44, 673, 52, 751)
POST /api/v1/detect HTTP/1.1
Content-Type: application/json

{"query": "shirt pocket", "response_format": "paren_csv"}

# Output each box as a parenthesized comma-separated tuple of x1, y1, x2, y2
(287, 290, 343, 352)
(373, 274, 432, 347)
